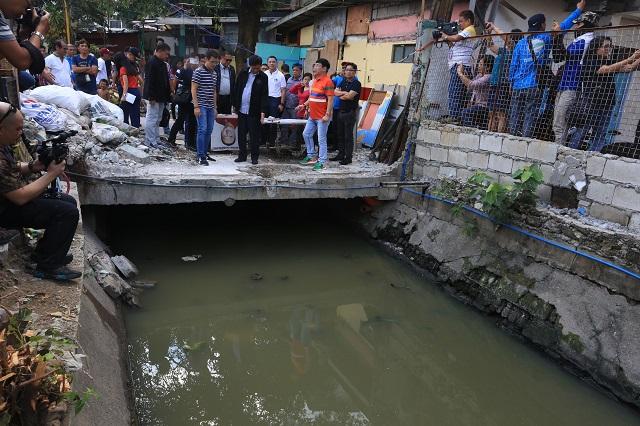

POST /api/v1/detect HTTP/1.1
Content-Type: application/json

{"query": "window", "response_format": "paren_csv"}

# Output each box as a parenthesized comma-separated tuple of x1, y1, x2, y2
(392, 44, 415, 63)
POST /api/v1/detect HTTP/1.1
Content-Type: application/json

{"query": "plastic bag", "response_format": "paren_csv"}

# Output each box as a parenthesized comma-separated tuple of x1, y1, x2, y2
(20, 98, 67, 132)
(27, 85, 90, 115)
(92, 122, 127, 145)
(81, 93, 125, 122)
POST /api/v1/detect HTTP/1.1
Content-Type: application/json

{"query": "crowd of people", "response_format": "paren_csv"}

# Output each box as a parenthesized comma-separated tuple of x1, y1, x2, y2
(434, 0, 640, 153)
(31, 38, 363, 168)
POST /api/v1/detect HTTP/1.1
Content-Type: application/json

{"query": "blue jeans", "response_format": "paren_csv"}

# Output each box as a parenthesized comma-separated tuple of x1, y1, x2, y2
(509, 88, 539, 138)
(196, 106, 215, 159)
(448, 65, 471, 120)
(303, 118, 330, 163)
(145, 101, 166, 147)
(568, 107, 612, 152)
(120, 88, 141, 128)
(461, 104, 489, 129)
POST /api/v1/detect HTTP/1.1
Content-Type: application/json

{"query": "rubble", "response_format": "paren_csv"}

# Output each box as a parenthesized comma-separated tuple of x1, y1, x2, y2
(117, 144, 151, 165)
(110, 255, 139, 278)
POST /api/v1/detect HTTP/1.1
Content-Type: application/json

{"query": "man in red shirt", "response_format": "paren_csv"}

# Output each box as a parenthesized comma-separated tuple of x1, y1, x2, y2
(299, 58, 334, 171)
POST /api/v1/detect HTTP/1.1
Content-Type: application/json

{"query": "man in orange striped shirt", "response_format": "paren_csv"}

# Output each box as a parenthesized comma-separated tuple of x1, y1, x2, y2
(300, 58, 334, 171)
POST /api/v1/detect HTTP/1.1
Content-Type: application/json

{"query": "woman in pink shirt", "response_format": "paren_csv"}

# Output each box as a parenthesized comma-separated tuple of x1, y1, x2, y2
(458, 55, 494, 129)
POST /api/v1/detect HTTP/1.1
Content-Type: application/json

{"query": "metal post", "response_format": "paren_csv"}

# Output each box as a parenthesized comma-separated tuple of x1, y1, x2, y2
(62, 0, 72, 44)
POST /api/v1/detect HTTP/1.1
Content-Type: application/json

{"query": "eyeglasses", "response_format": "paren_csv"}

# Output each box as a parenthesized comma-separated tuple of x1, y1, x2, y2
(0, 104, 17, 126)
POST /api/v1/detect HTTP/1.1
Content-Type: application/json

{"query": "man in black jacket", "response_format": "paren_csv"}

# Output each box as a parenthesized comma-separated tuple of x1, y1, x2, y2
(215, 51, 235, 114)
(143, 43, 171, 147)
(233, 55, 268, 164)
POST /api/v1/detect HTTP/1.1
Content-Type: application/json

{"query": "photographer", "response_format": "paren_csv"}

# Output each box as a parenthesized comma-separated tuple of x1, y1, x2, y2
(0, 1, 49, 73)
(432, 10, 476, 123)
(0, 102, 81, 281)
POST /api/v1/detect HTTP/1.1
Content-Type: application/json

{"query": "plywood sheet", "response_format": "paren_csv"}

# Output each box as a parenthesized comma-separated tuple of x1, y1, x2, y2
(304, 49, 319, 74)
(346, 4, 371, 35)
(319, 40, 340, 75)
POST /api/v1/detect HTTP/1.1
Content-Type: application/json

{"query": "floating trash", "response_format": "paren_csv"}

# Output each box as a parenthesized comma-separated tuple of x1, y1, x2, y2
(181, 254, 202, 262)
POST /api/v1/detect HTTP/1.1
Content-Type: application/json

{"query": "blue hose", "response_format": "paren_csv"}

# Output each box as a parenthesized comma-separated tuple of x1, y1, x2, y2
(402, 188, 640, 281)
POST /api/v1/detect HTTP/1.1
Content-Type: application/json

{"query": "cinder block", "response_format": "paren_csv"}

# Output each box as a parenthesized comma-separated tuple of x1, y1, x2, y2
(488, 154, 513, 174)
(479, 134, 503, 152)
(448, 149, 468, 166)
(467, 152, 489, 169)
(439, 166, 457, 178)
(589, 203, 630, 226)
(629, 213, 640, 230)
(422, 165, 439, 178)
(458, 133, 480, 150)
(417, 126, 440, 143)
(441, 131, 459, 148)
(415, 144, 430, 160)
(536, 184, 552, 202)
(457, 168, 473, 182)
(430, 147, 448, 162)
(527, 141, 558, 163)
(602, 159, 640, 186)
(586, 180, 616, 205)
(540, 164, 554, 184)
(501, 137, 528, 158)
(513, 160, 532, 172)
(611, 186, 640, 211)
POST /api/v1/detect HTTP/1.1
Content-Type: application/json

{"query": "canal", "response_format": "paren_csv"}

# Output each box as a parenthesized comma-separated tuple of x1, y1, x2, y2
(101, 201, 640, 425)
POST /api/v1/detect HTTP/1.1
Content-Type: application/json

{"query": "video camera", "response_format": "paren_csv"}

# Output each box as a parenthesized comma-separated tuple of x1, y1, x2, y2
(32, 130, 77, 168)
(432, 21, 460, 41)
(16, 7, 46, 32)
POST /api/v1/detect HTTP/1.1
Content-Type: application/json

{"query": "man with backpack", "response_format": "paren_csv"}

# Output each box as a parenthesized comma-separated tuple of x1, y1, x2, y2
(508, 0, 586, 138)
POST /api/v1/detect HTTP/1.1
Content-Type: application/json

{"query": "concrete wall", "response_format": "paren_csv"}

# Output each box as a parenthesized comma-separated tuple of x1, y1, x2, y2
(361, 193, 640, 410)
(413, 122, 640, 229)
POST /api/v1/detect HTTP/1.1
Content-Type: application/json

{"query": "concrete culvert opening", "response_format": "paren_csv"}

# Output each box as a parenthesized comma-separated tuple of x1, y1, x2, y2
(75, 200, 640, 425)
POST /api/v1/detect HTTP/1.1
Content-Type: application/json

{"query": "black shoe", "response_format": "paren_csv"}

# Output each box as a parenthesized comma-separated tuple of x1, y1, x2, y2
(31, 253, 73, 266)
(234, 157, 246, 163)
(32, 265, 81, 282)
(0, 228, 19, 245)
(339, 158, 352, 165)
(329, 155, 344, 161)
(199, 157, 209, 166)
(251, 160, 258, 165)
(206, 155, 216, 162)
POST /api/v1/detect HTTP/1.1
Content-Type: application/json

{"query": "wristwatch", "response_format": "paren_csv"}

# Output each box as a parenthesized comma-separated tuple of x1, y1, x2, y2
(30, 31, 45, 43)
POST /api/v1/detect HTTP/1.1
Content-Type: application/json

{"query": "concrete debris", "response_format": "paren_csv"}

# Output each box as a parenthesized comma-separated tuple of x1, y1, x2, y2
(130, 280, 156, 289)
(110, 255, 139, 278)
(181, 255, 202, 262)
(117, 144, 151, 165)
(250, 273, 263, 281)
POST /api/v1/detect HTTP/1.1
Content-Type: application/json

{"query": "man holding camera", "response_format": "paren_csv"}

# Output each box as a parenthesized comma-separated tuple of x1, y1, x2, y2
(0, 1, 49, 73)
(433, 10, 476, 123)
(0, 102, 81, 281)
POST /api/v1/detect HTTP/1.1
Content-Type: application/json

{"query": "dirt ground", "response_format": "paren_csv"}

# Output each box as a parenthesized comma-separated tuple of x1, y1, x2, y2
(0, 228, 83, 339)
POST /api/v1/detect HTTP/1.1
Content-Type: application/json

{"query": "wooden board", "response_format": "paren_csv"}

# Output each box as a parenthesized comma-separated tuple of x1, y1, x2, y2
(319, 39, 340, 75)
(346, 4, 371, 35)
(303, 49, 319, 74)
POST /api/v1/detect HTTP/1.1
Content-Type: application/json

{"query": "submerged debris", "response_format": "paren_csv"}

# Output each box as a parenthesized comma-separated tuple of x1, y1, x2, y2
(181, 255, 202, 262)
(249, 273, 263, 281)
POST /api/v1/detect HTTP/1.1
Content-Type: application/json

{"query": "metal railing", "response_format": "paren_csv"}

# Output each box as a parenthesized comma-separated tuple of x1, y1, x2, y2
(420, 24, 640, 158)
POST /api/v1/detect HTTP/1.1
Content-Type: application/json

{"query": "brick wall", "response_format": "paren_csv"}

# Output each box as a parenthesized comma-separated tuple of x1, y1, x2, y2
(413, 122, 640, 228)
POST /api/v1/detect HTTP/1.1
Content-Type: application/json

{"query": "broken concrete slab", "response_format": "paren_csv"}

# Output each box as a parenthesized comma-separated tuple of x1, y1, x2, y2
(118, 144, 151, 165)
(110, 255, 139, 279)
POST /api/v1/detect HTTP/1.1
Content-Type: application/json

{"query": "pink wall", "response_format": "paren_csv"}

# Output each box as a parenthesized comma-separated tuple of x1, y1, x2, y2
(368, 15, 420, 41)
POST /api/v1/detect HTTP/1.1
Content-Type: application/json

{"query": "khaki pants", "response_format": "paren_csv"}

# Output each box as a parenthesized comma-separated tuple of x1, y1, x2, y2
(552, 90, 577, 144)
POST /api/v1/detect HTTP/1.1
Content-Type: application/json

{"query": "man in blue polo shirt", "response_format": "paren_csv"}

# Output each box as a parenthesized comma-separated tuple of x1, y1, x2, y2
(71, 39, 98, 95)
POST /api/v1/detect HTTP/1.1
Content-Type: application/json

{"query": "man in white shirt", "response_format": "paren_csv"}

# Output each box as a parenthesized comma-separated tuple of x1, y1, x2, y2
(96, 48, 111, 84)
(262, 55, 287, 146)
(43, 39, 72, 88)
(437, 10, 476, 122)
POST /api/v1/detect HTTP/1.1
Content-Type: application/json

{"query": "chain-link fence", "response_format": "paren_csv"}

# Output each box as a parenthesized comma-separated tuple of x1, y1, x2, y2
(421, 24, 640, 159)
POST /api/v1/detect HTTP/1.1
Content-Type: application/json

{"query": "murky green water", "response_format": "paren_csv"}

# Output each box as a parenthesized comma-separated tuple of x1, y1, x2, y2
(109, 202, 640, 425)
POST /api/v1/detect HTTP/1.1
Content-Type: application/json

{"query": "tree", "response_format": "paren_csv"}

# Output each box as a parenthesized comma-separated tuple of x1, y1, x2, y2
(233, 0, 265, 68)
